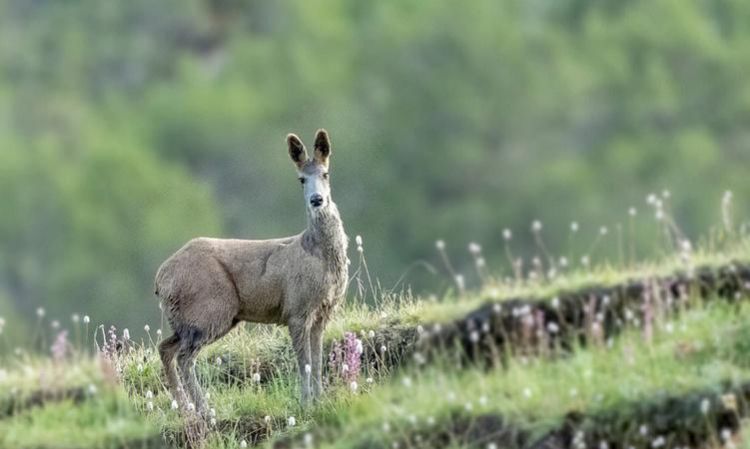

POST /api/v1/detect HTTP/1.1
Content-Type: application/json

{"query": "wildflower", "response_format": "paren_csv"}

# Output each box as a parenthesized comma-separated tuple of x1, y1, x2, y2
(146, 390, 153, 399)
(171, 400, 179, 410)
(547, 322, 559, 334)
(435, 240, 445, 250)
(532, 220, 543, 232)
(455, 274, 465, 291)
(651, 436, 665, 448)
(350, 381, 358, 392)
(503, 229, 512, 241)
(382, 422, 391, 433)
(523, 388, 532, 398)
(36, 307, 45, 318)
(402, 377, 412, 388)
(216, 357, 222, 366)
(252, 372, 261, 383)
(156, 329, 162, 337)
(570, 222, 579, 232)
(600, 226, 608, 236)
(464, 402, 473, 412)
(569, 388, 578, 397)
(355, 235, 363, 246)
(476, 257, 486, 268)
(721, 428, 732, 442)
(551, 297, 560, 309)
(304, 433, 314, 447)
(469, 331, 480, 343)
(209, 408, 216, 417)
(264, 415, 271, 424)
(647, 193, 657, 205)
(639, 424, 648, 436)
(629, 207, 637, 217)
(581, 255, 590, 267)
(210, 418, 216, 426)
(721, 393, 737, 411)
(83, 315, 90, 324)
(144, 324, 150, 332)
(366, 377, 373, 384)
(304, 364, 311, 374)
(493, 303, 502, 314)
(341, 363, 349, 373)
(368, 330, 375, 338)
(468, 242, 482, 255)
(487, 444, 498, 449)
(147, 401, 154, 411)
(71, 314, 80, 323)
(479, 395, 488, 406)
(287, 416, 296, 427)
(240, 440, 248, 448)
(87, 384, 97, 395)
(655, 209, 664, 221)
(122, 329, 130, 341)
(205, 392, 211, 400)
(51, 330, 69, 362)
(51, 320, 60, 329)
(559, 257, 569, 268)
(700, 398, 710, 415)
(137, 363, 144, 372)
(187, 403, 195, 412)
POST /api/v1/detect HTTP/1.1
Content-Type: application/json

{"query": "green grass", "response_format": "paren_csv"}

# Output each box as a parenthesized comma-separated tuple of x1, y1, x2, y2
(3, 238, 750, 449)
(252, 299, 750, 448)
(0, 388, 160, 449)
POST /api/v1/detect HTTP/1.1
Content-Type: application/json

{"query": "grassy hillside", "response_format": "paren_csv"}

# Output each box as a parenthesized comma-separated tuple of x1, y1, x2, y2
(2, 238, 750, 449)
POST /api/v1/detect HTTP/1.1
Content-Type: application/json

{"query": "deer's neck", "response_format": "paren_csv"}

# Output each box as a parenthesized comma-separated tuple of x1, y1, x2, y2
(303, 202, 348, 274)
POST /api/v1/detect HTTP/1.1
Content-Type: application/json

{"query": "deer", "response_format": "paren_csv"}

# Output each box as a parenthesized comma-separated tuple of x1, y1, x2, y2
(154, 129, 348, 414)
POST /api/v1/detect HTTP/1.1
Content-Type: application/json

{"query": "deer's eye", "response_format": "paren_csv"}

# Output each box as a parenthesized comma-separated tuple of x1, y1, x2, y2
(299, 177, 305, 185)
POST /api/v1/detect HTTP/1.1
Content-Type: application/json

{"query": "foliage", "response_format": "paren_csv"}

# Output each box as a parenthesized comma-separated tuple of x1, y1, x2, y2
(2, 0, 750, 332)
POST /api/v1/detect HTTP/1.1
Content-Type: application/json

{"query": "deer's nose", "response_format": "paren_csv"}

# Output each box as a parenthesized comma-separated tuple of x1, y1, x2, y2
(310, 194, 324, 207)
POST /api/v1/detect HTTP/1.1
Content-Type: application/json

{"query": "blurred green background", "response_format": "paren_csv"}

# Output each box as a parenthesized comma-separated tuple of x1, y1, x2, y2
(1, 0, 749, 337)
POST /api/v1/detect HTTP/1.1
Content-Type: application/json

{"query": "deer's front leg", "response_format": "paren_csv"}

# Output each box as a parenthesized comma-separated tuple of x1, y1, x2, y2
(310, 317, 326, 400)
(289, 317, 312, 406)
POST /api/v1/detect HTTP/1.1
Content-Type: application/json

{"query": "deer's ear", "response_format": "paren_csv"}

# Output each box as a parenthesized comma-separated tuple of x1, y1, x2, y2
(287, 133, 307, 169)
(313, 129, 331, 166)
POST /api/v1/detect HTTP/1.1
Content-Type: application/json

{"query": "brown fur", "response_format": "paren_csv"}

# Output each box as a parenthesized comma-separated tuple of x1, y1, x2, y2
(155, 130, 348, 412)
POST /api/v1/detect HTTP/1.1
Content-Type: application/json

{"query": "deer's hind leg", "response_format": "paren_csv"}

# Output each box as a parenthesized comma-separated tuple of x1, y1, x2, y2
(159, 334, 189, 407)
(175, 262, 241, 415)
(175, 325, 210, 414)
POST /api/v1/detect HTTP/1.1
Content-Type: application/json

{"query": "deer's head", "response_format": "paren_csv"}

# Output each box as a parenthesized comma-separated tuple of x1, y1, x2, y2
(287, 129, 333, 214)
